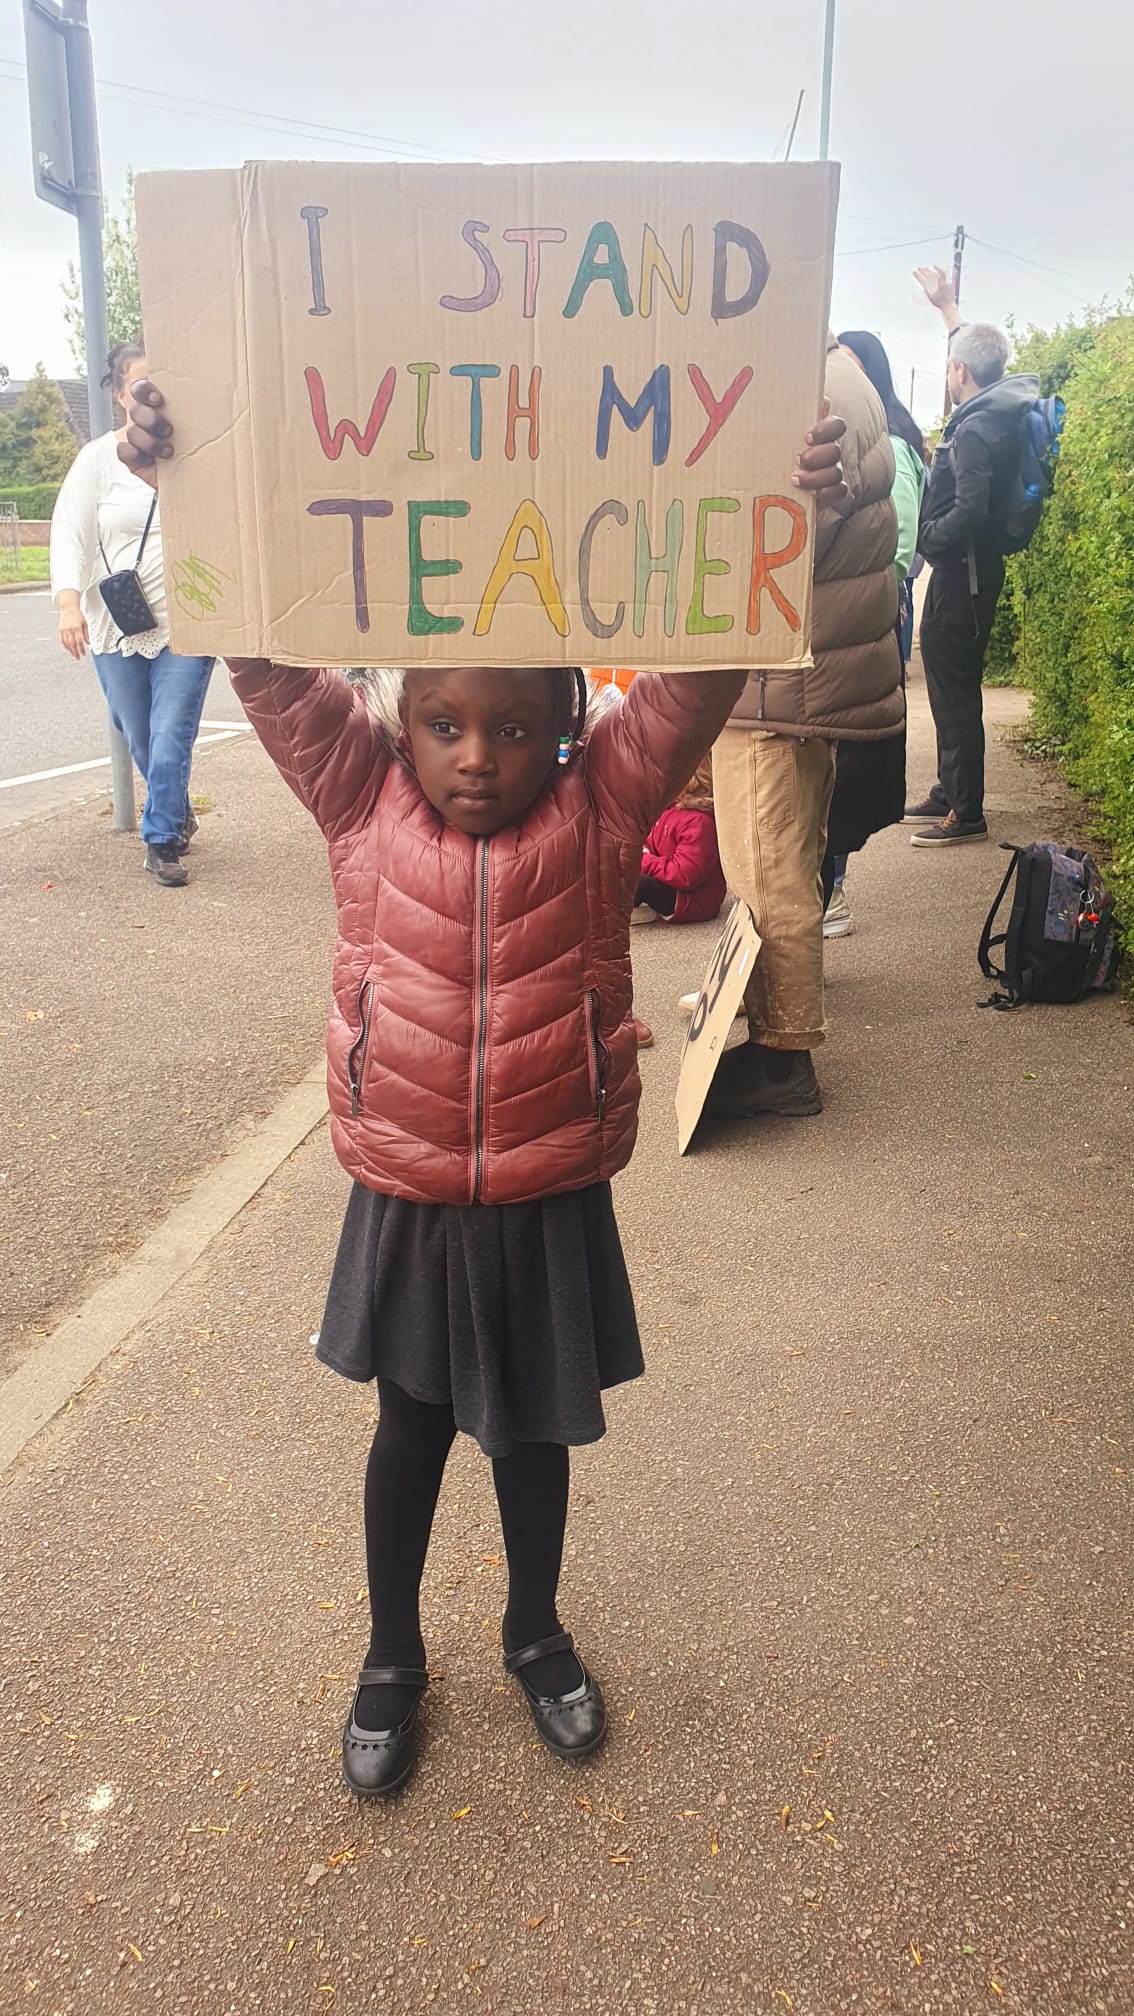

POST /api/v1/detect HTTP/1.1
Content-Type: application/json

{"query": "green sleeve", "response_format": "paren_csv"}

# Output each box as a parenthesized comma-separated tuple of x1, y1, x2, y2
(890, 437, 926, 581)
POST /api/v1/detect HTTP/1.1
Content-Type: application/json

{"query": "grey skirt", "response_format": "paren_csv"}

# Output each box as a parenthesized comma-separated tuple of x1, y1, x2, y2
(317, 1181, 643, 1457)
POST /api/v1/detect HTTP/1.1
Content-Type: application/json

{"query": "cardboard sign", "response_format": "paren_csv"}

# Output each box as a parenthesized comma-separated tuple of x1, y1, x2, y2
(675, 901, 761, 1153)
(135, 161, 838, 669)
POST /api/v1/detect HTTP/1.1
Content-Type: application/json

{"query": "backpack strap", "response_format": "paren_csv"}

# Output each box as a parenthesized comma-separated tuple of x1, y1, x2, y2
(978, 845, 1020, 981)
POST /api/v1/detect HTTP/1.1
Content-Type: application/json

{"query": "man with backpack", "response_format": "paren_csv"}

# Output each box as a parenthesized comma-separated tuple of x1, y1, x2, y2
(906, 268, 1056, 847)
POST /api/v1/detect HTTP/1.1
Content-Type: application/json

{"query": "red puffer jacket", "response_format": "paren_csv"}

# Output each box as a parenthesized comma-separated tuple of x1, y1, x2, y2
(228, 661, 744, 1206)
(641, 807, 726, 924)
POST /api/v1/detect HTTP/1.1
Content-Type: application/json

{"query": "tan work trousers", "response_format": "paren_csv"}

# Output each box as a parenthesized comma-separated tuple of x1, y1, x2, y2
(711, 728, 837, 1052)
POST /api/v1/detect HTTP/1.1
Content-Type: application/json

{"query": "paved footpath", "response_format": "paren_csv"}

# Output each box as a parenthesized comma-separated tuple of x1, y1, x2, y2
(2, 673, 1131, 2016)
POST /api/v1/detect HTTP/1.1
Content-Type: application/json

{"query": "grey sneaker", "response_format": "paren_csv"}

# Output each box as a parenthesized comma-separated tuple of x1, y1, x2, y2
(903, 792, 950, 824)
(910, 812, 988, 848)
(145, 841, 189, 887)
(823, 883, 853, 938)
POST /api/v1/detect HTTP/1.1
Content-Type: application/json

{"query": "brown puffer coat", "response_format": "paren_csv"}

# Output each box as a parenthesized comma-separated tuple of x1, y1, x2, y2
(728, 337, 903, 741)
(228, 660, 745, 1207)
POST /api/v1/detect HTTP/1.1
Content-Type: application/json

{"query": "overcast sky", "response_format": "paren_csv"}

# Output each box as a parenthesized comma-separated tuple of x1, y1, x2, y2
(2, 0, 1131, 424)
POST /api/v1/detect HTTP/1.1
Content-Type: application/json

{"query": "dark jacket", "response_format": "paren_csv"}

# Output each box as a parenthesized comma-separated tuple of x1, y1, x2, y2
(919, 373, 1040, 579)
(228, 659, 744, 1207)
(727, 338, 903, 743)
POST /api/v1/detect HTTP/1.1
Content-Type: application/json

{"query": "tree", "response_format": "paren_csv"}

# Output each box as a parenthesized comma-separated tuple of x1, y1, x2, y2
(0, 365, 78, 485)
(61, 170, 141, 374)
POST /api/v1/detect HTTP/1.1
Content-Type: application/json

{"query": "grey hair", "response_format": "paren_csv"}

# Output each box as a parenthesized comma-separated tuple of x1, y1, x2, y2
(948, 322, 1010, 389)
(348, 665, 623, 752)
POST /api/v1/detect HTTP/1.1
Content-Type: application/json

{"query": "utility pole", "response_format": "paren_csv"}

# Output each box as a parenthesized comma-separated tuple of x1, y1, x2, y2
(23, 0, 135, 831)
(818, 0, 836, 159)
(942, 222, 966, 419)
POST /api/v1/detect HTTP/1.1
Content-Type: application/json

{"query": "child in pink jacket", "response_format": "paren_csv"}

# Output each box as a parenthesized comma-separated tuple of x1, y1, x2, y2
(633, 756, 727, 926)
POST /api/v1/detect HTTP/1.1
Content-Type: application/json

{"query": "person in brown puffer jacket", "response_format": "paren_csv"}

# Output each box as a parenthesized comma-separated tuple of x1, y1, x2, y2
(704, 335, 903, 1122)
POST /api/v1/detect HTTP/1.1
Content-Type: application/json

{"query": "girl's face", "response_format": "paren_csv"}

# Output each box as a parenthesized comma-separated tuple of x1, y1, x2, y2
(403, 666, 569, 837)
(115, 355, 149, 416)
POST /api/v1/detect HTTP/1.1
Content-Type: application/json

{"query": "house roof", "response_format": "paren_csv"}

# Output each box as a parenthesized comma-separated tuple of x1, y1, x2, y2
(0, 377, 93, 444)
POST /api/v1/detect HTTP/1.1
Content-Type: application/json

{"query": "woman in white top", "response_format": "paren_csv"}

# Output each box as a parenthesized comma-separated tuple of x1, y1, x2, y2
(50, 342, 215, 887)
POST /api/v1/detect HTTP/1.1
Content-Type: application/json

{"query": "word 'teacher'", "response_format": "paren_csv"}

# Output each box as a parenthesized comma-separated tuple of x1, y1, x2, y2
(136, 160, 838, 670)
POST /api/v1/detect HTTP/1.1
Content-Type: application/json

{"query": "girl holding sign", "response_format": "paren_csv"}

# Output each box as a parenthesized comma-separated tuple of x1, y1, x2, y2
(121, 384, 844, 1799)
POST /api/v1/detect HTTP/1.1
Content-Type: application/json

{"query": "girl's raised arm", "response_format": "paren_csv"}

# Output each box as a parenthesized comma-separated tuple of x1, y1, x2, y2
(226, 660, 389, 838)
(119, 385, 387, 836)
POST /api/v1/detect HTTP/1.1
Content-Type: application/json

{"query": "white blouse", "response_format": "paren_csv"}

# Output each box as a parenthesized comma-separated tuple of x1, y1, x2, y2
(50, 431, 170, 658)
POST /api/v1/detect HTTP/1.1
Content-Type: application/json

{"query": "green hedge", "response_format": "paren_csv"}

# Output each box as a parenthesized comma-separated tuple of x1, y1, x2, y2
(0, 482, 62, 519)
(998, 314, 1134, 930)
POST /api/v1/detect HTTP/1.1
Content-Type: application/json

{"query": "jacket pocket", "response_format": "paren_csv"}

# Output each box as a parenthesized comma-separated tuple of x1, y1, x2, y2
(584, 988, 609, 1121)
(347, 979, 374, 1117)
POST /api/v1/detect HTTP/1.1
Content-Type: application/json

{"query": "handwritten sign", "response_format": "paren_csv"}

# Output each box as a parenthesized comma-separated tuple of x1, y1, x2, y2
(675, 901, 761, 1153)
(136, 161, 837, 669)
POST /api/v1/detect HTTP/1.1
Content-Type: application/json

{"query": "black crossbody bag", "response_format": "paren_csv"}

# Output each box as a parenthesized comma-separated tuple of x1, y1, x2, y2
(98, 490, 159, 637)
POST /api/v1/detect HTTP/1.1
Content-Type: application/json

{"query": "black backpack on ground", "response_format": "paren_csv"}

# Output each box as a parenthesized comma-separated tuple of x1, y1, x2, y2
(978, 842, 1119, 1009)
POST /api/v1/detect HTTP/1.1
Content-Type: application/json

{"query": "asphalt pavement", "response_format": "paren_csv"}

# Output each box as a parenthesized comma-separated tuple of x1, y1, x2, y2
(0, 592, 248, 831)
(1, 668, 1132, 2016)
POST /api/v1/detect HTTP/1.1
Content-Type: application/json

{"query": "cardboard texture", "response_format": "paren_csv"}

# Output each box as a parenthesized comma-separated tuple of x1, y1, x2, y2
(675, 902, 761, 1153)
(135, 161, 838, 670)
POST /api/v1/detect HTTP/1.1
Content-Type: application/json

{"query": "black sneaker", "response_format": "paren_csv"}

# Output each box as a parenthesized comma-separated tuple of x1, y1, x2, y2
(910, 812, 988, 848)
(145, 842, 190, 887)
(176, 808, 200, 856)
(903, 792, 950, 823)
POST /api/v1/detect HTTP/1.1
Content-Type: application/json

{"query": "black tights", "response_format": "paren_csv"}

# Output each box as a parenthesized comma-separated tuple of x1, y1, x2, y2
(356, 1379, 579, 1728)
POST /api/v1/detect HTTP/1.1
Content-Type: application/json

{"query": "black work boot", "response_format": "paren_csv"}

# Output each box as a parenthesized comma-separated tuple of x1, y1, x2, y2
(145, 842, 190, 888)
(706, 1041, 822, 1119)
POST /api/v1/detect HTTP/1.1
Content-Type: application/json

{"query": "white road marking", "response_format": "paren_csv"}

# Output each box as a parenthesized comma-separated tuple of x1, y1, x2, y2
(0, 724, 252, 793)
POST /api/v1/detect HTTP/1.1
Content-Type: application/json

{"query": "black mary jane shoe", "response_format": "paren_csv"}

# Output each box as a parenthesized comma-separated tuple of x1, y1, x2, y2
(504, 1632, 607, 1760)
(341, 1664, 428, 1799)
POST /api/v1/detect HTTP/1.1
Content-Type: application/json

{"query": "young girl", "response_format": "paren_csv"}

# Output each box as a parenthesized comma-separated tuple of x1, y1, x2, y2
(123, 385, 844, 1799)
(632, 754, 727, 926)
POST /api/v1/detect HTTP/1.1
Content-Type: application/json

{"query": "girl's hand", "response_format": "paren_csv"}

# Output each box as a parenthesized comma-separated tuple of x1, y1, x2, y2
(792, 401, 847, 509)
(58, 597, 89, 660)
(117, 380, 174, 476)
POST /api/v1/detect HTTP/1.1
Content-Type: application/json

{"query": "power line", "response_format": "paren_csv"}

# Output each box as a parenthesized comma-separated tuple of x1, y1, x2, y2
(968, 234, 1114, 300)
(0, 57, 493, 163)
(836, 235, 950, 259)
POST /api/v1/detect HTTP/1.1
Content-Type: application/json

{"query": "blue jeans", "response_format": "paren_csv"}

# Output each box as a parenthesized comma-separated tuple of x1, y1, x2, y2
(92, 647, 215, 845)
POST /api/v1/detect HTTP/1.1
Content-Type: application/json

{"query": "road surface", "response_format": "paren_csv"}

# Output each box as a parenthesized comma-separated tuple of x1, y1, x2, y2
(0, 590, 248, 831)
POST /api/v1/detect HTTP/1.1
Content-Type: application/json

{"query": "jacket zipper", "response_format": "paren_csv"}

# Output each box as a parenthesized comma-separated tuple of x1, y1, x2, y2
(471, 839, 490, 1201)
(348, 980, 373, 1118)
(756, 669, 767, 721)
(586, 988, 609, 1121)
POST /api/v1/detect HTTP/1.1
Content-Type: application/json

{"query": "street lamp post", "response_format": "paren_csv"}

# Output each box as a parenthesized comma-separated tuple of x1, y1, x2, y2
(23, 0, 136, 831)
(818, 0, 837, 160)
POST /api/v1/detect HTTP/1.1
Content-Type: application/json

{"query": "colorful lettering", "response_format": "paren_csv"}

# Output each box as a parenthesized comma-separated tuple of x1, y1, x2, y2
(449, 365, 500, 461)
(505, 365, 542, 461)
(633, 499, 684, 638)
(685, 364, 754, 467)
(407, 363, 439, 462)
(474, 499, 569, 637)
(407, 500, 469, 635)
(685, 496, 739, 634)
(563, 222, 634, 319)
(502, 227, 568, 317)
(638, 223, 693, 317)
(304, 365, 396, 460)
(747, 495, 807, 633)
(300, 205, 331, 317)
(596, 364, 672, 467)
(307, 499, 393, 633)
(711, 221, 770, 323)
(578, 500, 628, 639)
(440, 221, 502, 313)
